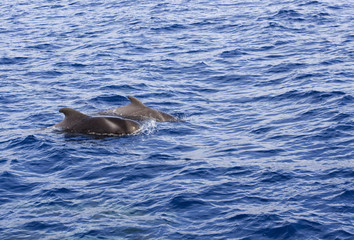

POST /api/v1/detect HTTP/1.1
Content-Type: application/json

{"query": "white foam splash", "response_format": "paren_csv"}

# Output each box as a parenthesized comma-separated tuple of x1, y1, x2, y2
(139, 119, 157, 136)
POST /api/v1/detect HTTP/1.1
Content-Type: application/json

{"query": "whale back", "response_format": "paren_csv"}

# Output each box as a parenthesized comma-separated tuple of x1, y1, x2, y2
(127, 96, 145, 107)
(55, 108, 88, 129)
(99, 96, 177, 122)
(72, 117, 140, 135)
(55, 108, 140, 135)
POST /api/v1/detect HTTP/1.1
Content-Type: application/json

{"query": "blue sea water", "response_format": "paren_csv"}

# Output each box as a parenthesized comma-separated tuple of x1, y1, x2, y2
(0, 0, 353, 239)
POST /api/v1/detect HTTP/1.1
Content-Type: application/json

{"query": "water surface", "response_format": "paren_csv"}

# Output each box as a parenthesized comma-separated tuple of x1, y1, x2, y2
(0, 0, 353, 239)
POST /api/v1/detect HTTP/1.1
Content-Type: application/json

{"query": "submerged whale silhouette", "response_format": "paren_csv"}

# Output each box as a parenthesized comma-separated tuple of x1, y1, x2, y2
(98, 96, 177, 122)
(55, 108, 140, 135)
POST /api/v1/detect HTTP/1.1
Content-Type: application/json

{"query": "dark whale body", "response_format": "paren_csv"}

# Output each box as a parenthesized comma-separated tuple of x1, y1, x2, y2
(55, 108, 140, 136)
(98, 96, 177, 122)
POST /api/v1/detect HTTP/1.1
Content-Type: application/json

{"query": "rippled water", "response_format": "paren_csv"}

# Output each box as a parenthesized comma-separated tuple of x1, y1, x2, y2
(0, 0, 353, 239)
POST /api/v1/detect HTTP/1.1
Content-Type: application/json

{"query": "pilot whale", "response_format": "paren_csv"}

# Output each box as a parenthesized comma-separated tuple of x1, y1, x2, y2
(55, 108, 140, 135)
(98, 96, 177, 122)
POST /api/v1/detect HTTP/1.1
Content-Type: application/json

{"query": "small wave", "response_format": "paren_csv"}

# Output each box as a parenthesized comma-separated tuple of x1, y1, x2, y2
(22, 220, 68, 232)
(0, 171, 38, 193)
(259, 170, 293, 183)
(299, 1, 321, 7)
(262, 90, 346, 104)
(54, 62, 87, 68)
(274, 9, 302, 18)
(90, 94, 126, 104)
(339, 94, 354, 105)
(329, 190, 354, 202)
(250, 126, 274, 135)
(151, 24, 188, 32)
(99, 83, 147, 92)
(25, 43, 60, 50)
(322, 229, 354, 240)
(169, 194, 208, 209)
(206, 74, 251, 84)
(6, 134, 46, 149)
(219, 49, 247, 58)
(24, 70, 65, 77)
(144, 153, 180, 162)
(323, 168, 354, 179)
(0, 56, 29, 65)
(267, 62, 307, 73)
(255, 219, 323, 239)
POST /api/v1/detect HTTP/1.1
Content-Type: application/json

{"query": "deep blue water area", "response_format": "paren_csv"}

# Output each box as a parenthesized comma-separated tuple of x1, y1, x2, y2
(0, 0, 353, 239)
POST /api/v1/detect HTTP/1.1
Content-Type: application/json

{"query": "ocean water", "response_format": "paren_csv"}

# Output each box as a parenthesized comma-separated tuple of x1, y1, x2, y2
(0, 0, 353, 239)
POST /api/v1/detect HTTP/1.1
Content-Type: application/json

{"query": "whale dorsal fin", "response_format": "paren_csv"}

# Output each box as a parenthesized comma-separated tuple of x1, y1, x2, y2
(128, 96, 146, 107)
(59, 108, 88, 120)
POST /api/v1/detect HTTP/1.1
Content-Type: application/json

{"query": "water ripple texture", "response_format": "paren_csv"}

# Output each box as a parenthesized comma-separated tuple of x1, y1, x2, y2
(0, 0, 353, 239)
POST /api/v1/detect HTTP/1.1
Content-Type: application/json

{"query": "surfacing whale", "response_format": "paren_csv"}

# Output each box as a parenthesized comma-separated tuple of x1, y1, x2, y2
(55, 108, 140, 136)
(98, 96, 177, 122)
